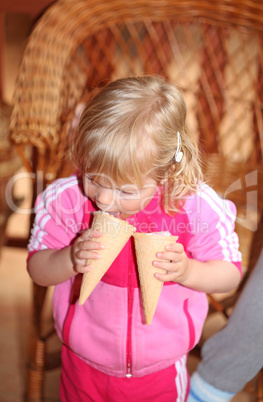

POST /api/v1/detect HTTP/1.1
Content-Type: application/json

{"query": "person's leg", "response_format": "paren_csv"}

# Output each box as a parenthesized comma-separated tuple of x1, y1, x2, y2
(189, 248, 263, 401)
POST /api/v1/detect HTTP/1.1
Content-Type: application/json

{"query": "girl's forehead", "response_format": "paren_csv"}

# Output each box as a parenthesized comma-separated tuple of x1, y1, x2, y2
(81, 128, 158, 188)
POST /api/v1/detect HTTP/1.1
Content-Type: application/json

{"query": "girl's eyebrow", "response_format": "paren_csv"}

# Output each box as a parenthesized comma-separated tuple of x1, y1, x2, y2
(84, 174, 151, 192)
(119, 187, 138, 194)
(120, 184, 138, 190)
(85, 174, 136, 191)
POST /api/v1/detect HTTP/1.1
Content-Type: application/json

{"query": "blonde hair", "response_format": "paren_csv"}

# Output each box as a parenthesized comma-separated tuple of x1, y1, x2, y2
(72, 75, 203, 213)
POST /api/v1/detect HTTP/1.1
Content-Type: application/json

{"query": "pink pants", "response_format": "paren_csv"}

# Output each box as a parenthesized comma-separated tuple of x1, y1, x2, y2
(60, 345, 189, 401)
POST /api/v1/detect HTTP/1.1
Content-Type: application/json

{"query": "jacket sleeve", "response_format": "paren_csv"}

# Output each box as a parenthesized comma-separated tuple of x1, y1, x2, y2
(28, 176, 85, 254)
(185, 184, 242, 269)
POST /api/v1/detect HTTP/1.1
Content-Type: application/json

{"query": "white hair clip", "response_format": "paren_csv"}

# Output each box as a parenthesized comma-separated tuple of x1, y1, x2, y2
(175, 131, 183, 162)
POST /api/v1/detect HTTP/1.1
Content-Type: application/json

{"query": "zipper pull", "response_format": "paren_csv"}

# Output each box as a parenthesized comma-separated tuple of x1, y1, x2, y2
(126, 364, 132, 378)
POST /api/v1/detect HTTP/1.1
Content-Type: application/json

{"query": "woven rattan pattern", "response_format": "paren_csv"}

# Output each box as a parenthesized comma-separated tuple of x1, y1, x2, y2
(9, 0, 263, 183)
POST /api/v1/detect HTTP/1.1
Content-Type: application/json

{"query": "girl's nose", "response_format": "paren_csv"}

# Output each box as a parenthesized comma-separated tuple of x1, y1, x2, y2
(95, 188, 114, 208)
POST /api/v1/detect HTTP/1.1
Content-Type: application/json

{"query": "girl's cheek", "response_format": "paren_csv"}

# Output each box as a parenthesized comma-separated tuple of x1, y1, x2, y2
(86, 187, 95, 199)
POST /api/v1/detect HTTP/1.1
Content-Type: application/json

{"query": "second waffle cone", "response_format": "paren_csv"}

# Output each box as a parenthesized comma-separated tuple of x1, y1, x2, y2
(134, 232, 178, 325)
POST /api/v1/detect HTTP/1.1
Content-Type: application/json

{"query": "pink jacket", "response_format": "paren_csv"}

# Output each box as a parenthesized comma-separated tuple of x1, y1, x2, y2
(28, 175, 241, 378)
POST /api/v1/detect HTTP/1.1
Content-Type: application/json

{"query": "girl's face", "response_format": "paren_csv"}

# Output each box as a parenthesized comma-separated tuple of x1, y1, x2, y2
(83, 173, 158, 217)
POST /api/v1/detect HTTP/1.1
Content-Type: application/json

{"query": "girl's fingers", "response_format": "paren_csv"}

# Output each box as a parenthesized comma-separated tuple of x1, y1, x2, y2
(91, 230, 103, 238)
(75, 264, 93, 274)
(81, 239, 104, 250)
(153, 260, 178, 272)
(154, 271, 176, 282)
(156, 251, 181, 263)
(82, 229, 103, 240)
(165, 242, 184, 253)
(76, 249, 102, 260)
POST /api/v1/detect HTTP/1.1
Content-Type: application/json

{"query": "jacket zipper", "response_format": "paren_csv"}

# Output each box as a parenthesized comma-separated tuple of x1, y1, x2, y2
(126, 246, 133, 378)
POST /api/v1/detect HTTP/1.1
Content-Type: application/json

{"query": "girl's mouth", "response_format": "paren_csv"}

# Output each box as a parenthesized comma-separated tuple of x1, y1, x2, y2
(96, 205, 121, 218)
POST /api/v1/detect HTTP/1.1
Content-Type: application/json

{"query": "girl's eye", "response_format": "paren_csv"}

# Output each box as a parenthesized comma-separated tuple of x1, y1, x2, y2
(85, 176, 95, 184)
(121, 191, 133, 195)
(119, 189, 136, 197)
(119, 184, 139, 197)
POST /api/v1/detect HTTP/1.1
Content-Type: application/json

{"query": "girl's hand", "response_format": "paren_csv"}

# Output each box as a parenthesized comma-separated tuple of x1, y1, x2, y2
(153, 241, 191, 284)
(72, 229, 104, 274)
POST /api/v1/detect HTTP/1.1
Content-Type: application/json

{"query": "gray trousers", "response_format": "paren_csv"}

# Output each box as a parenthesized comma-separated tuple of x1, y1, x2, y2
(197, 248, 263, 393)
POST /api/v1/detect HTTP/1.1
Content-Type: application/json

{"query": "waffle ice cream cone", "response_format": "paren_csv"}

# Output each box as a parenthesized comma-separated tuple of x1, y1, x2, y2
(79, 212, 135, 305)
(134, 232, 178, 325)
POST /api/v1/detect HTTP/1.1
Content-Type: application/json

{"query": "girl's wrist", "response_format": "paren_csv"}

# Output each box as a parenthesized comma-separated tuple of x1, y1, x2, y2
(178, 258, 196, 288)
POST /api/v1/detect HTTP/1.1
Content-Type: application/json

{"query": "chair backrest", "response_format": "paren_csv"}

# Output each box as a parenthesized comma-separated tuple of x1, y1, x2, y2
(203, 154, 263, 272)
(9, 0, 263, 184)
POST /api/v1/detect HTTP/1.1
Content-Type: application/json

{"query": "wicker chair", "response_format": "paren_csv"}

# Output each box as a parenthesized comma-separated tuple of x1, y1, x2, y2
(9, 0, 263, 400)
(203, 155, 263, 312)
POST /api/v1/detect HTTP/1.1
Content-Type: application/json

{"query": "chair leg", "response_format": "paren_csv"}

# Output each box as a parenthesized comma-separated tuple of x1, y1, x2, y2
(207, 294, 229, 318)
(26, 339, 45, 402)
(26, 283, 48, 402)
(257, 369, 263, 401)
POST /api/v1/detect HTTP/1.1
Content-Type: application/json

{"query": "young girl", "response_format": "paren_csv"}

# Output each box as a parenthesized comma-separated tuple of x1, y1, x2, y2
(28, 75, 241, 401)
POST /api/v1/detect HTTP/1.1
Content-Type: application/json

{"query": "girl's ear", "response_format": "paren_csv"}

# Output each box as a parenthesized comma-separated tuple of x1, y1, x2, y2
(168, 164, 177, 174)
